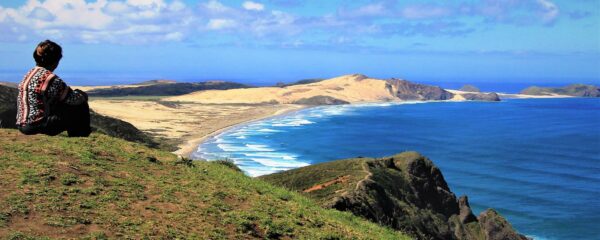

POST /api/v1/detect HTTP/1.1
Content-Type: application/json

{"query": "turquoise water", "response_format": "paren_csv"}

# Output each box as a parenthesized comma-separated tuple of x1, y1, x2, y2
(194, 98, 600, 239)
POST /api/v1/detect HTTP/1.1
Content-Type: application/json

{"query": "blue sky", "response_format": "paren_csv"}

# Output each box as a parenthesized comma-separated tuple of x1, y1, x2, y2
(0, 0, 599, 85)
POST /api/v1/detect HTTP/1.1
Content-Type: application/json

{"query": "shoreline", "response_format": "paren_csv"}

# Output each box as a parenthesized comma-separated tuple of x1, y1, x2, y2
(176, 94, 577, 159)
(174, 104, 307, 158)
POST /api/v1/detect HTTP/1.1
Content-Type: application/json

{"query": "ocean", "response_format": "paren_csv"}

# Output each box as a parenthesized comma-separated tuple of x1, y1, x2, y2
(193, 98, 600, 239)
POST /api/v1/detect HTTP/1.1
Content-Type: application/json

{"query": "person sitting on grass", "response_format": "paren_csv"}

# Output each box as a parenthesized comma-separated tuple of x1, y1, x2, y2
(16, 39, 91, 137)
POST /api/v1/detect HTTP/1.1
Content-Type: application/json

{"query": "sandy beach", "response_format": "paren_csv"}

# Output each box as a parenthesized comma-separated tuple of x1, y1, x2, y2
(89, 99, 304, 158)
(86, 76, 575, 159)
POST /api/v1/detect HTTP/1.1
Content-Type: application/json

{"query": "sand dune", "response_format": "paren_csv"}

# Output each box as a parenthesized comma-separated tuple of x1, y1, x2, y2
(166, 74, 397, 104)
(89, 100, 303, 156)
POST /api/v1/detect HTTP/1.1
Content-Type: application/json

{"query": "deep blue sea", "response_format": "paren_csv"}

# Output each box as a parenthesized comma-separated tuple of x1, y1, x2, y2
(193, 98, 600, 240)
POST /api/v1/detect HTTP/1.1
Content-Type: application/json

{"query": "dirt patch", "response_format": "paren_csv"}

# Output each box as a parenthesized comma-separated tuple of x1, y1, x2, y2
(303, 175, 351, 193)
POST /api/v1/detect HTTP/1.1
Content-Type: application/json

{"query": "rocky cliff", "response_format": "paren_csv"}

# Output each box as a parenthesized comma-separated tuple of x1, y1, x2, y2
(521, 84, 599, 97)
(0, 85, 18, 129)
(461, 92, 500, 101)
(386, 78, 455, 101)
(261, 152, 527, 240)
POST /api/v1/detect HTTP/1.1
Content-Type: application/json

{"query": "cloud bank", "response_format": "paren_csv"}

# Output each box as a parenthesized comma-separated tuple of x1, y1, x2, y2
(0, 0, 577, 46)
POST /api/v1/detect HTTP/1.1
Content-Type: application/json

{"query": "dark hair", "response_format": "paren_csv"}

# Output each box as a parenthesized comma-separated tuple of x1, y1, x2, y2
(33, 40, 62, 69)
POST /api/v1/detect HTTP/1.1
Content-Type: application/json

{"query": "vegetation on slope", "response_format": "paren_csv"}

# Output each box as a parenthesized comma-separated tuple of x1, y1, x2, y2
(89, 110, 161, 149)
(87, 81, 252, 97)
(0, 129, 409, 239)
(261, 152, 526, 240)
(459, 85, 481, 92)
(275, 79, 325, 87)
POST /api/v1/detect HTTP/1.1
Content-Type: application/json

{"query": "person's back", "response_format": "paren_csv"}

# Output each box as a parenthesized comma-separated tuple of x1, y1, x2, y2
(17, 40, 91, 137)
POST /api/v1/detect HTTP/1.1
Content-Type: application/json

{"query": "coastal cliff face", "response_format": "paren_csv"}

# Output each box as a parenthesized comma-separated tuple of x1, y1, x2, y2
(461, 92, 501, 101)
(261, 152, 527, 240)
(521, 84, 599, 97)
(386, 78, 455, 101)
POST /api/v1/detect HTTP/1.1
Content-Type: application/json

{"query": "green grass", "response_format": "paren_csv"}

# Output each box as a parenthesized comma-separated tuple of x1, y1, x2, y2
(260, 158, 370, 206)
(0, 129, 410, 239)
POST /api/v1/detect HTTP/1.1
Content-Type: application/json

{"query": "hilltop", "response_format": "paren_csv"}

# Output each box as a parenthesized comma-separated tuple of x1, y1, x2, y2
(261, 152, 527, 240)
(459, 85, 481, 92)
(85, 81, 252, 97)
(0, 85, 161, 149)
(0, 129, 408, 239)
(133, 79, 177, 85)
(0, 81, 17, 88)
(521, 84, 599, 97)
(166, 74, 499, 104)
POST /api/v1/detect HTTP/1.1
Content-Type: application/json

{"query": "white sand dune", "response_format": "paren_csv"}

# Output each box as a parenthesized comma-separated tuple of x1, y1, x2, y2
(166, 74, 397, 104)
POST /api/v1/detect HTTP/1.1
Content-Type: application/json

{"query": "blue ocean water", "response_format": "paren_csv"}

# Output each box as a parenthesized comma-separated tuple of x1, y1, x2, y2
(194, 98, 600, 240)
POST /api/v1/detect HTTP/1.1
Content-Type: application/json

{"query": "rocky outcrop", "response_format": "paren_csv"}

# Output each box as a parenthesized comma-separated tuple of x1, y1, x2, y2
(521, 84, 599, 97)
(292, 95, 349, 105)
(0, 85, 18, 129)
(386, 79, 454, 100)
(479, 209, 528, 240)
(458, 196, 477, 224)
(459, 85, 481, 92)
(461, 92, 501, 101)
(262, 152, 527, 240)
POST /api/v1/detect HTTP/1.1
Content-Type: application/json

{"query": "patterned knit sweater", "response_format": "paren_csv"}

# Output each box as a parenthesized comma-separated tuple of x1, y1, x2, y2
(16, 66, 87, 126)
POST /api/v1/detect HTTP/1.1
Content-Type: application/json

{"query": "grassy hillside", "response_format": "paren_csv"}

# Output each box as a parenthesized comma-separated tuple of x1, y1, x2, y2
(0, 129, 409, 239)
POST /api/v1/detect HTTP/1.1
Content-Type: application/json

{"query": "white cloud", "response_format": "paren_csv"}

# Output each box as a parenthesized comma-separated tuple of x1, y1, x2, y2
(126, 0, 165, 8)
(0, 0, 564, 45)
(207, 18, 237, 30)
(248, 10, 297, 36)
(242, 1, 264, 11)
(537, 0, 559, 23)
(0, 0, 194, 43)
(204, 0, 228, 13)
(401, 5, 451, 19)
(165, 31, 183, 41)
(349, 3, 385, 17)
